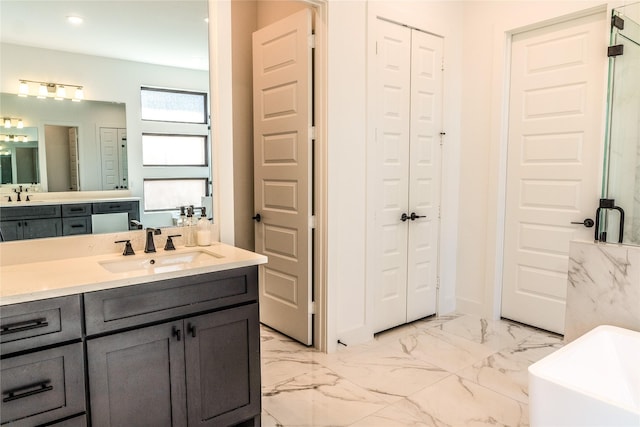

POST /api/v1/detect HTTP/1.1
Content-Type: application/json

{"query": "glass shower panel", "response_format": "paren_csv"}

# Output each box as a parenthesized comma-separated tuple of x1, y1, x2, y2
(602, 4, 640, 244)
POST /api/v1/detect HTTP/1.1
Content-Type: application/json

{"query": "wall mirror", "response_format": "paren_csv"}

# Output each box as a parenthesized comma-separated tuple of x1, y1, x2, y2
(0, 93, 126, 191)
(601, 3, 640, 245)
(0, 0, 210, 236)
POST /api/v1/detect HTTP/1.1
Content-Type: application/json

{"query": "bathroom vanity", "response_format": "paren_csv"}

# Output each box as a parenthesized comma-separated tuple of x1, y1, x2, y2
(0, 241, 266, 427)
(0, 199, 140, 241)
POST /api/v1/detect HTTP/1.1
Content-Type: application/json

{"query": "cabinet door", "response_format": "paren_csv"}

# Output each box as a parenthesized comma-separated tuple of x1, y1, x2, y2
(184, 303, 261, 426)
(23, 218, 62, 239)
(0, 220, 22, 241)
(87, 321, 187, 427)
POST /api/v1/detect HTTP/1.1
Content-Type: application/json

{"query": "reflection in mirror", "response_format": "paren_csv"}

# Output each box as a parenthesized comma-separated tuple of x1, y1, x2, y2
(0, 0, 210, 236)
(0, 93, 126, 191)
(0, 127, 39, 184)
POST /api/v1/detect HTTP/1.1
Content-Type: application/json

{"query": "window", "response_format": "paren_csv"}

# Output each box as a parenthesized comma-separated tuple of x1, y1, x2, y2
(143, 179, 208, 212)
(141, 87, 207, 124)
(142, 134, 207, 166)
(141, 86, 210, 213)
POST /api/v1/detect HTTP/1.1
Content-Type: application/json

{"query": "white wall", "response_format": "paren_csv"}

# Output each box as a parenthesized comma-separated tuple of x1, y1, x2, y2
(0, 43, 209, 226)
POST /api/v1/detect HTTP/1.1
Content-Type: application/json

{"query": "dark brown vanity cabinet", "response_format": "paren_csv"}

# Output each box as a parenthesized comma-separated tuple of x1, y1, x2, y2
(84, 266, 261, 427)
(0, 295, 87, 426)
(0, 200, 140, 240)
(0, 205, 62, 241)
(88, 304, 260, 427)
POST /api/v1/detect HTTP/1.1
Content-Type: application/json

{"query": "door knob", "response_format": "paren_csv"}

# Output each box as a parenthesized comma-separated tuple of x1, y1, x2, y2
(401, 213, 409, 222)
(571, 218, 594, 228)
(252, 213, 261, 222)
(410, 212, 426, 221)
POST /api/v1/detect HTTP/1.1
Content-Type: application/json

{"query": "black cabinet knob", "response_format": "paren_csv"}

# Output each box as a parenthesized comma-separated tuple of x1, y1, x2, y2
(252, 213, 261, 222)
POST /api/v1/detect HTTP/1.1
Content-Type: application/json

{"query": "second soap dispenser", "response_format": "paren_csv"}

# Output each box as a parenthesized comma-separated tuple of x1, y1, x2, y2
(197, 206, 211, 246)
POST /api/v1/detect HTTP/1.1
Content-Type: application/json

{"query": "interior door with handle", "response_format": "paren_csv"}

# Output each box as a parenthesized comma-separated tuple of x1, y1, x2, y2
(252, 9, 314, 345)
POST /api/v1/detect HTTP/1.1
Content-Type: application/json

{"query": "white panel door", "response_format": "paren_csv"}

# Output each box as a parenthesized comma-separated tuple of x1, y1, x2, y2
(373, 19, 442, 333)
(373, 19, 412, 333)
(501, 12, 606, 333)
(100, 127, 120, 190)
(406, 29, 442, 323)
(253, 9, 313, 345)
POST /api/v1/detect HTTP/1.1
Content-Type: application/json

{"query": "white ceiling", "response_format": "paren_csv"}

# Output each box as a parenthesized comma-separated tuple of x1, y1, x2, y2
(0, 0, 209, 70)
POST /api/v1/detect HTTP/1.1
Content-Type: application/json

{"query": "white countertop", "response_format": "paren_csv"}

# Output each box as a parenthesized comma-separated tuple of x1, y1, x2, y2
(0, 243, 267, 306)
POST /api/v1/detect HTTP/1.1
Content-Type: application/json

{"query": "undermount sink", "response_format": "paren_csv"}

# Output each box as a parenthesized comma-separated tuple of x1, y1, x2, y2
(99, 250, 223, 274)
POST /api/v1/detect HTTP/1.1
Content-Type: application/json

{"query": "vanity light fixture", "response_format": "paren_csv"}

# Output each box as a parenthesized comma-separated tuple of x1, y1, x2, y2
(0, 135, 29, 143)
(2, 118, 24, 129)
(18, 80, 84, 102)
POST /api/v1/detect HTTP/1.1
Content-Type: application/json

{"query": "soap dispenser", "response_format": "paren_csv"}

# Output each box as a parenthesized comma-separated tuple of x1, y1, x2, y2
(184, 206, 196, 247)
(197, 207, 211, 246)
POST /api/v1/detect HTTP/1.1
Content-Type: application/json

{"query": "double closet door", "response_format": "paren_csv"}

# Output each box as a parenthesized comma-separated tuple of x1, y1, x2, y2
(373, 19, 443, 334)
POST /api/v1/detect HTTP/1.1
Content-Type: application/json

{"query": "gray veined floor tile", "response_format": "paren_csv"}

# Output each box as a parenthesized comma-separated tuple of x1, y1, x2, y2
(404, 374, 529, 427)
(457, 350, 532, 403)
(435, 314, 540, 352)
(315, 342, 450, 403)
(260, 314, 552, 427)
(262, 366, 388, 427)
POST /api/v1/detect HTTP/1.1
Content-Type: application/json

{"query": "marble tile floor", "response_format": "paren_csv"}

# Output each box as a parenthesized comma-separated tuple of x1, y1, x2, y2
(260, 313, 564, 427)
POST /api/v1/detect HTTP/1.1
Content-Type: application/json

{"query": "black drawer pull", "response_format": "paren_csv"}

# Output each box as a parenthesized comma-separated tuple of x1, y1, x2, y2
(1, 318, 49, 335)
(3, 381, 53, 402)
(71, 224, 84, 228)
(69, 208, 84, 212)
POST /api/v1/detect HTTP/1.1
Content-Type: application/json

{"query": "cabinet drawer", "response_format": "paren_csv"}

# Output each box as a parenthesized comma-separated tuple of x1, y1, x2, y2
(92, 201, 136, 214)
(62, 217, 92, 236)
(0, 342, 86, 426)
(84, 266, 258, 335)
(1, 295, 82, 355)
(0, 204, 61, 220)
(61, 203, 92, 217)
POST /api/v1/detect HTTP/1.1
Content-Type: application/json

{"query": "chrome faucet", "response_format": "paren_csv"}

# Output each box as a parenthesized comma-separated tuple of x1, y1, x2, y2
(145, 227, 162, 253)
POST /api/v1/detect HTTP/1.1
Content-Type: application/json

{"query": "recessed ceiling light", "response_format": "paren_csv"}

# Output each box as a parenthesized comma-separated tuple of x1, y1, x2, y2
(67, 16, 83, 25)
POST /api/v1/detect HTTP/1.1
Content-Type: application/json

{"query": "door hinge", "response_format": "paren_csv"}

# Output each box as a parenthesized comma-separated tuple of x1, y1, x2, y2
(436, 277, 440, 290)
(608, 44, 624, 57)
(310, 126, 316, 140)
(612, 15, 625, 31)
(308, 34, 316, 49)
(375, 41, 378, 55)
(438, 206, 441, 219)
(309, 301, 316, 314)
(439, 132, 446, 146)
(309, 215, 316, 229)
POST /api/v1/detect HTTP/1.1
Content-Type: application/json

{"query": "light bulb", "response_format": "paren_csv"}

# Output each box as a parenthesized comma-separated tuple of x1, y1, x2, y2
(17, 119, 24, 129)
(73, 87, 84, 102)
(22, 135, 29, 143)
(4, 135, 9, 142)
(56, 85, 66, 99)
(38, 84, 48, 98)
(4, 118, 10, 128)
(18, 81, 29, 96)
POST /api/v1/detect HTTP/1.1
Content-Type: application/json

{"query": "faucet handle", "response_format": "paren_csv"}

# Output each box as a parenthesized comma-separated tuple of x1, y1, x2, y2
(115, 239, 135, 256)
(164, 234, 181, 251)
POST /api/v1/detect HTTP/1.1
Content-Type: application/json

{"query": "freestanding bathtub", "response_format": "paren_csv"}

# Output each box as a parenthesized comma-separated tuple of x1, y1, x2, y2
(529, 325, 640, 426)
